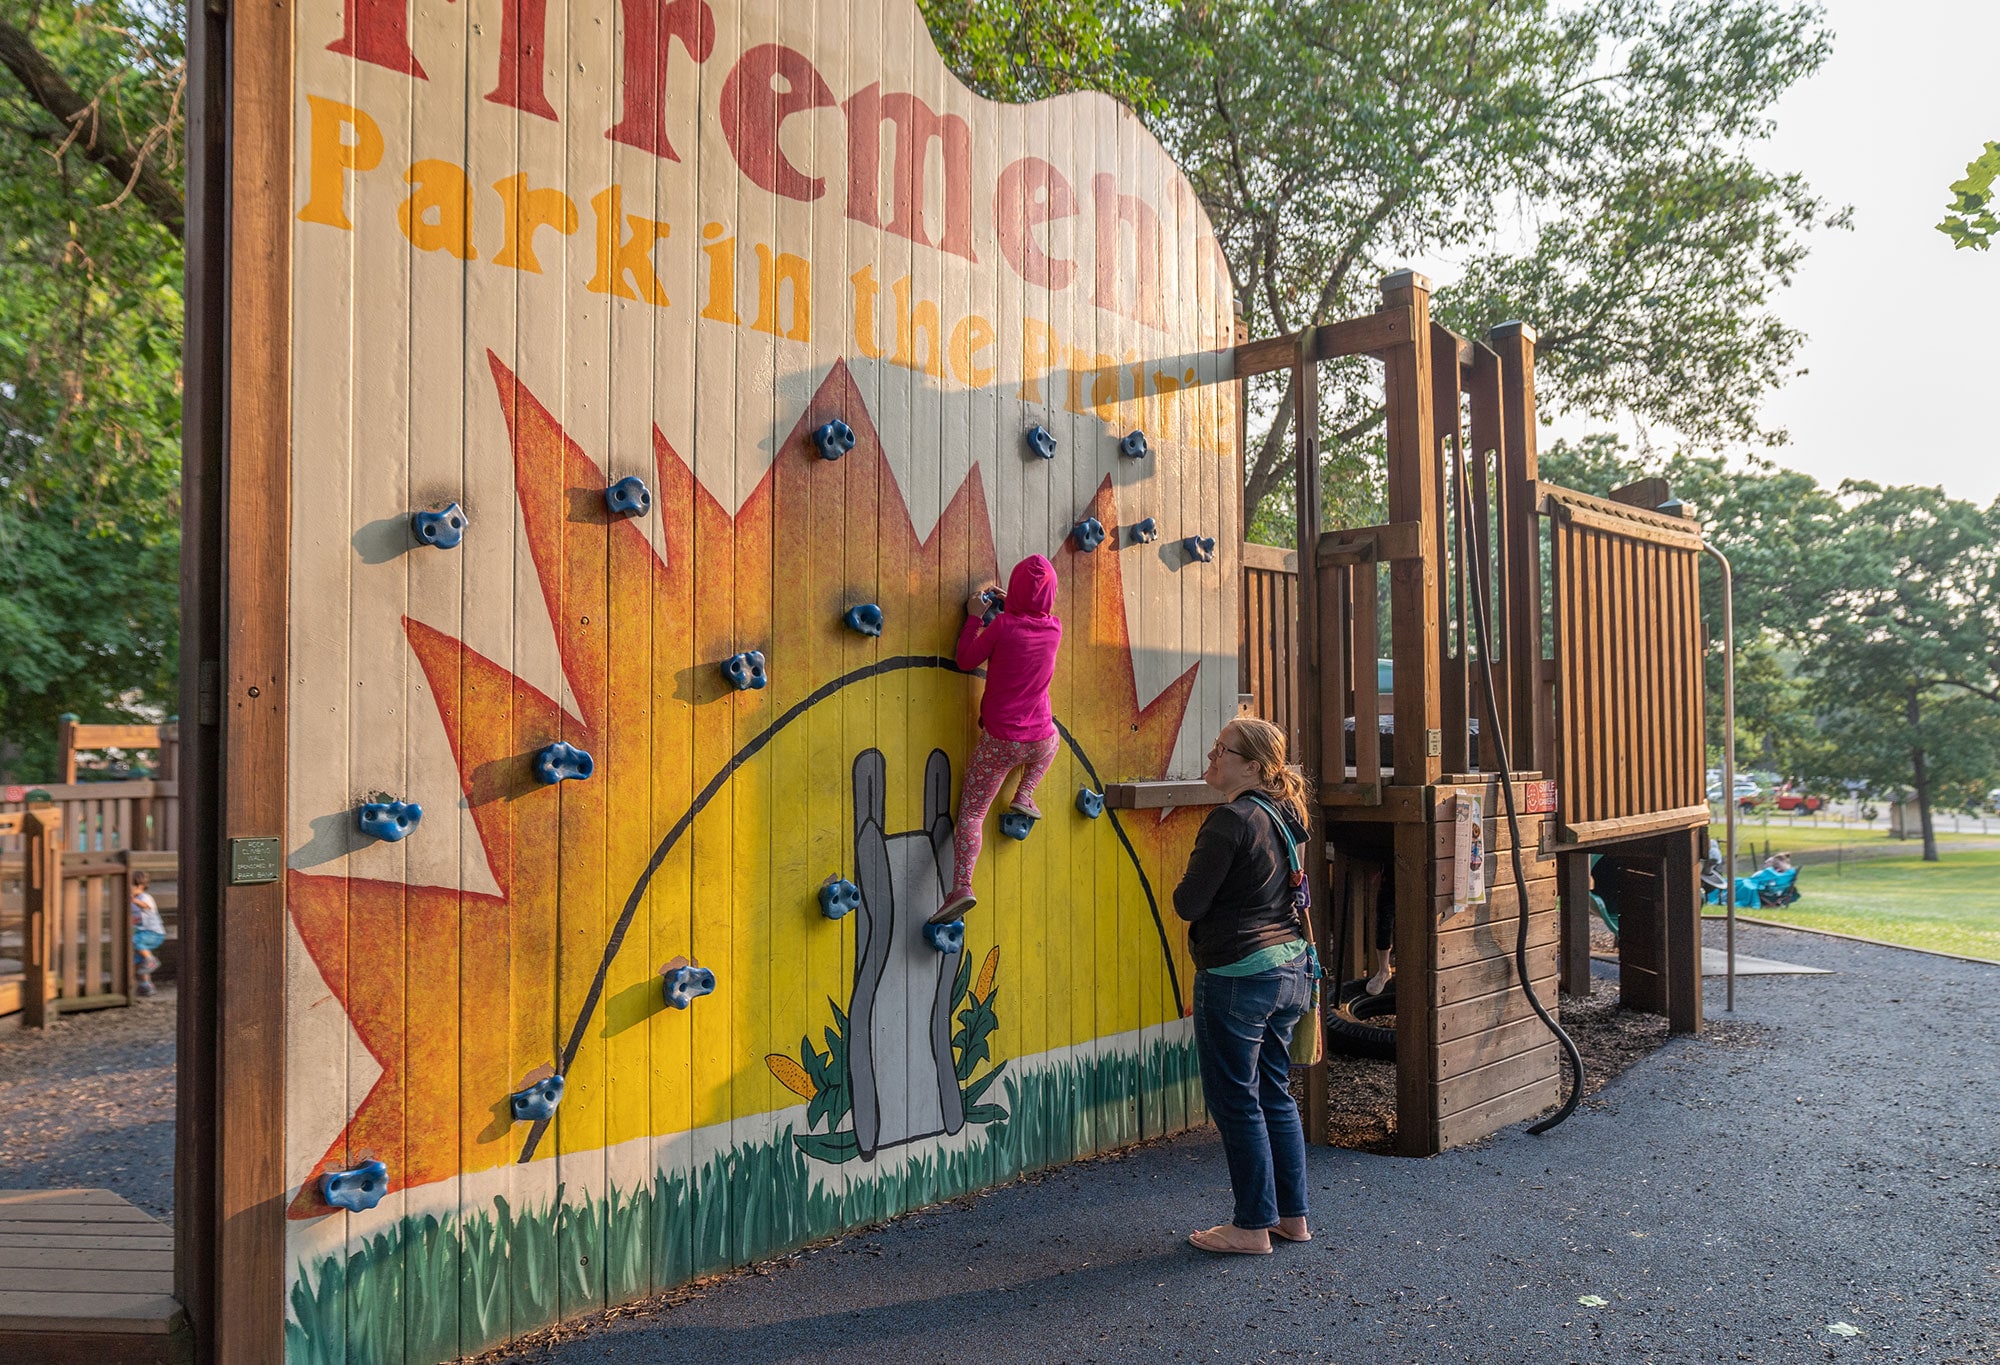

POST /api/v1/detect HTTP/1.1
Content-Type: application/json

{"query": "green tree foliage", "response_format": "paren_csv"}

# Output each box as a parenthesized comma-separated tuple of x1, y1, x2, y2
(0, 0, 182, 778)
(916, 0, 1156, 109)
(1793, 484, 2000, 862)
(1107, 0, 1839, 528)
(1938, 141, 2000, 252)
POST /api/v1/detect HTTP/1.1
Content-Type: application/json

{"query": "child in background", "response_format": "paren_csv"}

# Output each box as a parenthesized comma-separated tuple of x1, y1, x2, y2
(932, 554, 1063, 923)
(131, 869, 165, 998)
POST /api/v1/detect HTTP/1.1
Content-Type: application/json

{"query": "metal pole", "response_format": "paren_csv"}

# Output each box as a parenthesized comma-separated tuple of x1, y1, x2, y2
(1701, 542, 1737, 1011)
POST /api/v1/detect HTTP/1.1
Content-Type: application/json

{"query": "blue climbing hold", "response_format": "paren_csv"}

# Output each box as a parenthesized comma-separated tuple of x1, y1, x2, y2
(509, 1074, 565, 1122)
(843, 603, 884, 637)
(1182, 535, 1217, 563)
(604, 475, 651, 516)
(533, 741, 594, 785)
(924, 919, 965, 955)
(1119, 430, 1150, 459)
(1076, 788, 1105, 818)
(1131, 517, 1159, 545)
(1072, 517, 1107, 553)
(357, 799, 423, 842)
(322, 1159, 389, 1213)
(662, 964, 717, 1009)
(819, 878, 862, 919)
(1025, 425, 1058, 460)
(722, 650, 768, 691)
(412, 503, 466, 550)
(999, 811, 1035, 841)
(813, 419, 857, 460)
(980, 588, 1006, 626)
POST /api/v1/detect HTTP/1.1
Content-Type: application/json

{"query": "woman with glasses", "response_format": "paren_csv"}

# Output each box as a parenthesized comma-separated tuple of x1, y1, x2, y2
(1173, 716, 1316, 1254)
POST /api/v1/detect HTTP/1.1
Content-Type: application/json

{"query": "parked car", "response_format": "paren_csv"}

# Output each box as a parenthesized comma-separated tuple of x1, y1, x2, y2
(1706, 774, 1761, 802)
(1774, 784, 1824, 814)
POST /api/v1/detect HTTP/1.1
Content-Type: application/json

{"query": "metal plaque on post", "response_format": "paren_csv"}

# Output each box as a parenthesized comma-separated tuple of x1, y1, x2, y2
(229, 837, 282, 886)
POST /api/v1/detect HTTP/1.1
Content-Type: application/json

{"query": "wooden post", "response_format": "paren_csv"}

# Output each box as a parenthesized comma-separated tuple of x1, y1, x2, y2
(1381, 273, 1440, 784)
(21, 808, 62, 1029)
(1489, 322, 1546, 775)
(1293, 332, 1332, 1146)
(1431, 324, 1469, 777)
(1467, 343, 1510, 769)
(1663, 828, 1703, 1033)
(1392, 814, 1436, 1155)
(56, 714, 79, 785)
(1557, 851, 1593, 997)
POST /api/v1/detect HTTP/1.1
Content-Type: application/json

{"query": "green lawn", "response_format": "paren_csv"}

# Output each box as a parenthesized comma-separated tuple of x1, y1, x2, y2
(1726, 849, 2000, 962)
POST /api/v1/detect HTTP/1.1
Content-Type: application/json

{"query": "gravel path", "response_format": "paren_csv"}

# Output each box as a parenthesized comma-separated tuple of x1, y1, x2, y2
(0, 986, 176, 1222)
(484, 923, 2000, 1364)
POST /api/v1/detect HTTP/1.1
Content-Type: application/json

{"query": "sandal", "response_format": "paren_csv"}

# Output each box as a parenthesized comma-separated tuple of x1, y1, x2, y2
(929, 892, 976, 925)
(1187, 1224, 1272, 1256)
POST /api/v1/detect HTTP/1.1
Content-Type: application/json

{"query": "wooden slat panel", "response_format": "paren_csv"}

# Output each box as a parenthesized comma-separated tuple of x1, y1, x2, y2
(0, 1291, 182, 1330)
(1434, 940, 1558, 1008)
(1435, 1044, 1559, 1118)
(0, 1249, 173, 1271)
(1437, 1013, 1562, 1077)
(1434, 908, 1558, 971)
(1436, 1074, 1561, 1150)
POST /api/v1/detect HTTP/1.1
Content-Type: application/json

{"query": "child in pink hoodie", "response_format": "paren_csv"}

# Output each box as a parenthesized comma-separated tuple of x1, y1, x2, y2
(933, 554, 1063, 923)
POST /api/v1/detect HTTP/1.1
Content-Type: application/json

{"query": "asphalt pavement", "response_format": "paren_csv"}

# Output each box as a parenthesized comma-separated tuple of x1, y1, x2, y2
(489, 923, 2000, 1364)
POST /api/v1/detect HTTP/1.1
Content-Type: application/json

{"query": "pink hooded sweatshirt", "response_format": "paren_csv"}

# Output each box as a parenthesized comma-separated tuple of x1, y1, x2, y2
(956, 555, 1062, 742)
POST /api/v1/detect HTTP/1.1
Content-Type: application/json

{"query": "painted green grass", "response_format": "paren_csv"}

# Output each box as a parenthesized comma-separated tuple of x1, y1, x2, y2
(1730, 848, 2000, 962)
(286, 1038, 1204, 1365)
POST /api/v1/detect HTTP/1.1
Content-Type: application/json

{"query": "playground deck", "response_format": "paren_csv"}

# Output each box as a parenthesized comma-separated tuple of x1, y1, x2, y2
(0, 1189, 186, 1363)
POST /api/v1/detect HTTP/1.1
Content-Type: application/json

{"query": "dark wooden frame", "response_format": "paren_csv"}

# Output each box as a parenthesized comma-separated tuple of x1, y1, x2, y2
(178, 0, 290, 1356)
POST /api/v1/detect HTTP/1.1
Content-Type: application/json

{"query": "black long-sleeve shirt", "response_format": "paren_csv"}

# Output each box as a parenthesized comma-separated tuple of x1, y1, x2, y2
(1173, 796, 1308, 970)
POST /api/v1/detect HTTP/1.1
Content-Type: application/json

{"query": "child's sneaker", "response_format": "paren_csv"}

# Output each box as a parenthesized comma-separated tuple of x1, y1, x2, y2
(929, 891, 976, 924)
(1007, 796, 1043, 820)
(135, 980, 157, 998)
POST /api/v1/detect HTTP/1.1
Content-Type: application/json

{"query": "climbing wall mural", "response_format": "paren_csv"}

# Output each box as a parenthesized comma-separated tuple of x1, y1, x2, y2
(281, 0, 1237, 1359)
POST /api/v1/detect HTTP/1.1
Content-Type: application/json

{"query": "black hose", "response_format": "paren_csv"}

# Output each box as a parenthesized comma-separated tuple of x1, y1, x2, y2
(1461, 465, 1583, 1134)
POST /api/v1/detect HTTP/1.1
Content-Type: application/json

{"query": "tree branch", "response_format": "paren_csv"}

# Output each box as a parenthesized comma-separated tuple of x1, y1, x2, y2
(0, 17, 183, 240)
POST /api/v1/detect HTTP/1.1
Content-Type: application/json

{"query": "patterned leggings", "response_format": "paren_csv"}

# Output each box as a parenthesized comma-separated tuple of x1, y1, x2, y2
(950, 731, 1061, 895)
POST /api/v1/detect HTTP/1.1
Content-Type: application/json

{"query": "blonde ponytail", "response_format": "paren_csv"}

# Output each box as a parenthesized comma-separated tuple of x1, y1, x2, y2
(1226, 716, 1311, 832)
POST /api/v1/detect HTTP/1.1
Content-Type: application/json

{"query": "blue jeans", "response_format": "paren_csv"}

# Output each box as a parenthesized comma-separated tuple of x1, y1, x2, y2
(1192, 958, 1311, 1230)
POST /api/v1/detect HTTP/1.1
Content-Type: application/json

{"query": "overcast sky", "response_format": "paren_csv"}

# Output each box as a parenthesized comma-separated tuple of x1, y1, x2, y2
(1544, 0, 2000, 506)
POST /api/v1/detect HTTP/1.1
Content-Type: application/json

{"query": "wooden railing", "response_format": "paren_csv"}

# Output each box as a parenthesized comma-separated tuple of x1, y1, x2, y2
(0, 810, 174, 1021)
(1541, 484, 1708, 845)
(0, 779, 178, 855)
(1240, 542, 1301, 753)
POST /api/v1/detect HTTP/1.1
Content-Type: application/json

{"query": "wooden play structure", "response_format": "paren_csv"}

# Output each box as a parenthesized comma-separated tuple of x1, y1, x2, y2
(44, 3, 1709, 1362)
(1237, 276, 1710, 1156)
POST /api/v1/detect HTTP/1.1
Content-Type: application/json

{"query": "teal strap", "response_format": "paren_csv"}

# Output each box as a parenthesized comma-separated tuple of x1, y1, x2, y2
(1209, 938, 1309, 977)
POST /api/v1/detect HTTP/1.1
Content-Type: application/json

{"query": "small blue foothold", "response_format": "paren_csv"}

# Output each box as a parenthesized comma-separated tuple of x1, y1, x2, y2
(357, 799, 423, 842)
(819, 878, 862, 919)
(1119, 430, 1150, 459)
(1072, 517, 1107, 553)
(813, 419, 857, 460)
(604, 475, 651, 516)
(1025, 425, 1058, 460)
(533, 741, 594, 785)
(412, 503, 466, 549)
(1076, 788, 1105, 818)
(322, 1159, 388, 1213)
(1182, 535, 1217, 563)
(1131, 517, 1159, 545)
(843, 603, 884, 637)
(662, 964, 717, 1009)
(924, 919, 965, 955)
(510, 1075, 565, 1122)
(722, 650, 768, 691)
(999, 811, 1035, 841)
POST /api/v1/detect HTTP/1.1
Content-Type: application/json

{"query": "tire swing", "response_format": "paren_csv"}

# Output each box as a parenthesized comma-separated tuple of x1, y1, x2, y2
(1325, 976, 1396, 1062)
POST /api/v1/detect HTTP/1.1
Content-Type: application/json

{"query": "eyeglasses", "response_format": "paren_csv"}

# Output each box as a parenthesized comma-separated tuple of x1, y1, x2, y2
(1206, 740, 1251, 761)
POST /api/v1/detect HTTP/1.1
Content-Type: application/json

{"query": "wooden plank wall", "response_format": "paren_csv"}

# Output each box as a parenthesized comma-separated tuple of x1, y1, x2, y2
(1543, 486, 1707, 845)
(272, 2, 1242, 1359)
(1417, 778, 1560, 1153)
